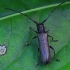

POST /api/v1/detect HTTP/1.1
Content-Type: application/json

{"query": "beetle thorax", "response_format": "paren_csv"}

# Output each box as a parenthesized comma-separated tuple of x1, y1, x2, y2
(37, 24, 45, 33)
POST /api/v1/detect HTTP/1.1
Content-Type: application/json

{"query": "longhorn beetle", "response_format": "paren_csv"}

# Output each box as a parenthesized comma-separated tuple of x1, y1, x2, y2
(5, 2, 64, 64)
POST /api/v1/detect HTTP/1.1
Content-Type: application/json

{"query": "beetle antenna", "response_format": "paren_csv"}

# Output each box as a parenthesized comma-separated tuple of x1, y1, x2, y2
(42, 2, 65, 24)
(5, 8, 38, 24)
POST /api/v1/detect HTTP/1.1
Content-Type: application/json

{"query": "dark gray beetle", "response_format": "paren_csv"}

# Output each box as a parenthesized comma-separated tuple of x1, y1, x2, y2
(5, 2, 64, 64)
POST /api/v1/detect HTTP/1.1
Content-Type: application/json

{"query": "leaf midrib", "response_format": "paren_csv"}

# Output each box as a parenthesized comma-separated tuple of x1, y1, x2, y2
(0, 1, 70, 21)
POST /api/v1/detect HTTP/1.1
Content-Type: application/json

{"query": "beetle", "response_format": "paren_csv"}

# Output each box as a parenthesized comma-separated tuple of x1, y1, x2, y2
(5, 2, 64, 64)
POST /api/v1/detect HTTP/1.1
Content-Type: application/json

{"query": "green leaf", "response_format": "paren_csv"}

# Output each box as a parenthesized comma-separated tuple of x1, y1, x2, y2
(0, 0, 70, 70)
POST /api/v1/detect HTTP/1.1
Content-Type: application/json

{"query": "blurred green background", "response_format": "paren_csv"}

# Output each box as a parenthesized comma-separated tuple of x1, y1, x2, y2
(0, 0, 70, 70)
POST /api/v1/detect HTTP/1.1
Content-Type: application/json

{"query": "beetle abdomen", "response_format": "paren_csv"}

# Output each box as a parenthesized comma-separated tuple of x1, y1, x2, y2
(38, 33, 51, 64)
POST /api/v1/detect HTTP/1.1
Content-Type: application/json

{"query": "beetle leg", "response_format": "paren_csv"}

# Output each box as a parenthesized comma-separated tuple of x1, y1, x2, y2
(32, 36, 37, 39)
(38, 48, 40, 52)
(26, 36, 37, 46)
(36, 62, 40, 66)
(50, 46, 60, 61)
(48, 35, 58, 42)
(45, 30, 49, 33)
(36, 54, 40, 66)
(29, 27, 38, 33)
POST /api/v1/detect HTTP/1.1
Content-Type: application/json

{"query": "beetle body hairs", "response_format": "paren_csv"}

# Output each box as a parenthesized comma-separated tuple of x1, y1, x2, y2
(5, 2, 65, 64)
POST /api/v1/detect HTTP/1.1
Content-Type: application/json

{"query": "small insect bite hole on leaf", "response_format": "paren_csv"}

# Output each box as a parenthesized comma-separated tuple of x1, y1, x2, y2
(0, 45, 7, 56)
